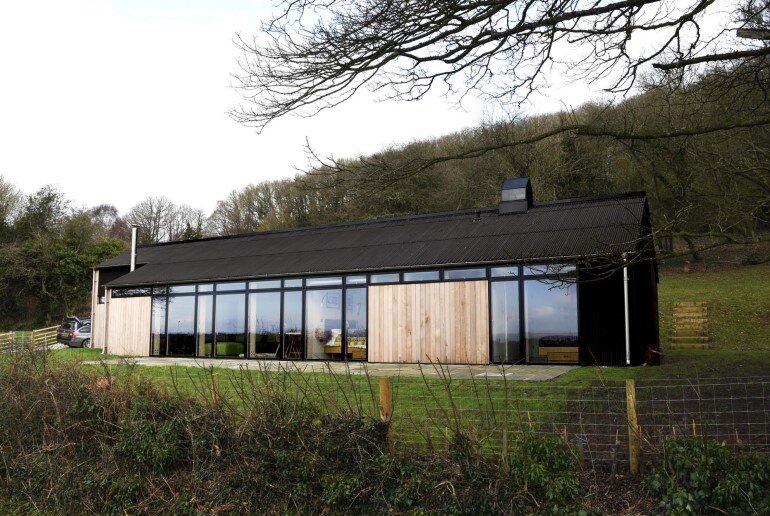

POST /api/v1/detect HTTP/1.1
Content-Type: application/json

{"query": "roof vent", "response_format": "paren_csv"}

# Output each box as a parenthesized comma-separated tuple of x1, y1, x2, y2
(499, 177, 532, 214)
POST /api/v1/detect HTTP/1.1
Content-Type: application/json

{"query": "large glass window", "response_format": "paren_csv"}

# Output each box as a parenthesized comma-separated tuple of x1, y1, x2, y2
(248, 291, 281, 358)
(345, 288, 367, 361)
(490, 281, 521, 363)
(166, 296, 196, 356)
(150, 296, 166, 356)
(305, 289, 343, 360)
(524, 280, 578, 363)
(282, 291, 303, 359)
(197, 295, 214, 356)
(215, 294, 246, 357)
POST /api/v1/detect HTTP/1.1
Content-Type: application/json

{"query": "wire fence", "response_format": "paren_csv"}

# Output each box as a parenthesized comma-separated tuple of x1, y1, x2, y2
(271, 367, 770, 470)
(117, 360, 770, 473)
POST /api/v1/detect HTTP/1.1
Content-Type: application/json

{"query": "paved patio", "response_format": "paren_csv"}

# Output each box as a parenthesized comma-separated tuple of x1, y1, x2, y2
(91, 357, 576, 381)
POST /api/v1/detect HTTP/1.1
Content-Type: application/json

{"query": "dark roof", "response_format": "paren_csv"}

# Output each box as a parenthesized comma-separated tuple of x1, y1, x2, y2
(102, 192, 650, 287)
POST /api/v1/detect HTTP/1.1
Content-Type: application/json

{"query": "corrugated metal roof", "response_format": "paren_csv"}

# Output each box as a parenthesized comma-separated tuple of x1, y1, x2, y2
(102, 193, 649, 287)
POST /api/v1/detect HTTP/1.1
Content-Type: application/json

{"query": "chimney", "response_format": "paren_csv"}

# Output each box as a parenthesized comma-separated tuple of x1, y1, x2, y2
(498, 177, 532, 215)
(130, 224, 139, 272)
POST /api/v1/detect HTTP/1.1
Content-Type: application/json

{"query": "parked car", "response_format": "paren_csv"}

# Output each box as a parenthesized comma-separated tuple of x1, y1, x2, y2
(56, 316, 92, 348)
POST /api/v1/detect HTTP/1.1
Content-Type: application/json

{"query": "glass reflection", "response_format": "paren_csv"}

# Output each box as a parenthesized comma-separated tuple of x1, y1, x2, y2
(524, 280, 578, 363)
(248, 291, 281, 358)
(167, 296, 195, 356)
(215, 294, 246, 357)
(305, 289, 343, 360)
(282, 291, 303, 359)
(150, 296, 166, 356)
(197, 295, 214, 356)
(403, 270, 439, 282)
(490, 281, 520, 363)
(345, 288, 367, 361)
(444, 268, 486, 280)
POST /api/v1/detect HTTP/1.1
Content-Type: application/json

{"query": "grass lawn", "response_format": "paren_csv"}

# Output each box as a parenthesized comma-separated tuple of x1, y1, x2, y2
(52, 264, 770, 388)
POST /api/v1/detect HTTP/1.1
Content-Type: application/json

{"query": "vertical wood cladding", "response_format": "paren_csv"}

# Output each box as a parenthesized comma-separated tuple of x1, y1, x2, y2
(368, 281, 489, 364)
(106, 296, 151, 356)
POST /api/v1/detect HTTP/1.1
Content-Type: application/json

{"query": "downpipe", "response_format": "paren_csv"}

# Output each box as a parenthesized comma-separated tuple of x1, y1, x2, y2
(623, 252, 631, 365)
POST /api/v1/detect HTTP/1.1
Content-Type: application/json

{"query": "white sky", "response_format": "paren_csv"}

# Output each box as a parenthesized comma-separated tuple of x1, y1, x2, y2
(0, 0, 722, 214)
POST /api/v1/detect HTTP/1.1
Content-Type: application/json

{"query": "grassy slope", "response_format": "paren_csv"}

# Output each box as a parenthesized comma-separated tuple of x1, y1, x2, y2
(559, 264, 770, 384)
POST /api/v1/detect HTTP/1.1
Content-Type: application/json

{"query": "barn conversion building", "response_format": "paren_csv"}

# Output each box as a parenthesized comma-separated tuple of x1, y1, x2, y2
(91, 179, 659, 366)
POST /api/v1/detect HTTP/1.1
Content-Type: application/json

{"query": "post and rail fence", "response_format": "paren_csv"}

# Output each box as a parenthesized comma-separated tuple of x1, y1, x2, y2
(0, 326, 58, 353)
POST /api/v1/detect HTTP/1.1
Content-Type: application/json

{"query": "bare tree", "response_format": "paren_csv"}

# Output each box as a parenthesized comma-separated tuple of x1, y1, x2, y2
(168, 204, 207, 241)
(127, 197, 175, 244)
(231, 0, 769, 132)
(0, 176, 21, 227)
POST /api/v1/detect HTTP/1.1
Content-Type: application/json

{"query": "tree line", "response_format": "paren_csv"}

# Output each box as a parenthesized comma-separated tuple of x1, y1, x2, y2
(2, 69, 768, 328)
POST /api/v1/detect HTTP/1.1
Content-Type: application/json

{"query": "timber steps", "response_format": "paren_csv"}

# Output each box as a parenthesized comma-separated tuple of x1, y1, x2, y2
(668, 302, 714, 350)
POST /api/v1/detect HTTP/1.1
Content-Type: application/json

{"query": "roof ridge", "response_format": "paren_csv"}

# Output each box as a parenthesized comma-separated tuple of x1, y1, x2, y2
(130, 191, 647, 250)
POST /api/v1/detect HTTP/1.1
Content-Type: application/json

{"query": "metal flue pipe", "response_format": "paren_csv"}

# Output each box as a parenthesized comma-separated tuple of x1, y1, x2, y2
(130, 224, 139, 272)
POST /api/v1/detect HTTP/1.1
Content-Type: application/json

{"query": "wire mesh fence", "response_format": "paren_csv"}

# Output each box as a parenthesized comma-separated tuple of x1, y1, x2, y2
(121, 360, 770, 472)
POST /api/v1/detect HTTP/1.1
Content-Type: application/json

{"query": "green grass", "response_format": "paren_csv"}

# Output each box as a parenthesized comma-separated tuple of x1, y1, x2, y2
(10, 263, 760, 459)
(51, 264, 770, 386)
(658, 264, 770, 351)
(556, 264, 770, 384)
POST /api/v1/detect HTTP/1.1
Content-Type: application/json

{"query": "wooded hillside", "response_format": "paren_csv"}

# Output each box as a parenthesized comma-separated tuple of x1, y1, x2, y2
(1, 70, 768, 328)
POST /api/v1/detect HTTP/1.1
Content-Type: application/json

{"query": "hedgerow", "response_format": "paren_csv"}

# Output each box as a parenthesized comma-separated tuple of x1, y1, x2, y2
(0, 352, 584, 514)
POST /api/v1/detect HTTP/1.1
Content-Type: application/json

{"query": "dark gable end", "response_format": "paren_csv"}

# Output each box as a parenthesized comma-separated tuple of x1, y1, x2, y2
(101, 192, 648, 287)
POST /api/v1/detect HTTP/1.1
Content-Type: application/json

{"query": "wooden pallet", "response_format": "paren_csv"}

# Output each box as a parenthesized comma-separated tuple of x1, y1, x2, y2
(669, 302, 714, 349)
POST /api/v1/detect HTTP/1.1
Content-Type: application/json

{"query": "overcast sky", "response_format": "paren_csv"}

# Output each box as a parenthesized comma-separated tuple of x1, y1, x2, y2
(0, 1, 620, 214)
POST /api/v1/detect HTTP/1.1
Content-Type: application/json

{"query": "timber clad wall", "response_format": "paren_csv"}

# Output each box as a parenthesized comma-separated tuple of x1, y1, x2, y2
(93, 304, 107, 348)
(368, 281, 489, 364)
(106, 296, 151, 356)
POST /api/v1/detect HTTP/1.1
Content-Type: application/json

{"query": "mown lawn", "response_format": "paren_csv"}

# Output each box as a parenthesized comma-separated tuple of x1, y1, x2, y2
(52, 264, 770, 387)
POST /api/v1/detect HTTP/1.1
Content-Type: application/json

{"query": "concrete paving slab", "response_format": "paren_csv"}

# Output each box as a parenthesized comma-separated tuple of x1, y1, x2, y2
(88, 357, 576, 381)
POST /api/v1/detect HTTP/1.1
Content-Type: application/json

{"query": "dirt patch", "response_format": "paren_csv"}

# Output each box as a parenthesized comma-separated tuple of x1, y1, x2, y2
(580, 469, 654, 515)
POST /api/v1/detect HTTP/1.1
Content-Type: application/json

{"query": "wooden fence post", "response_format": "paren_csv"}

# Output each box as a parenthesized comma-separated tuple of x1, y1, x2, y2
(626, 379, 641, 475)
(379, 377, 394, 452)
(501, 429, 509, 473)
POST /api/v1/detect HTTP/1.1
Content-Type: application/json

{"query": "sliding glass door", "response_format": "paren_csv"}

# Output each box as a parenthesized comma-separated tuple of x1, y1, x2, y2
(524, 280, 579, 364)
(490, 280, 521, 363)
(214, 294, 246, 358)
